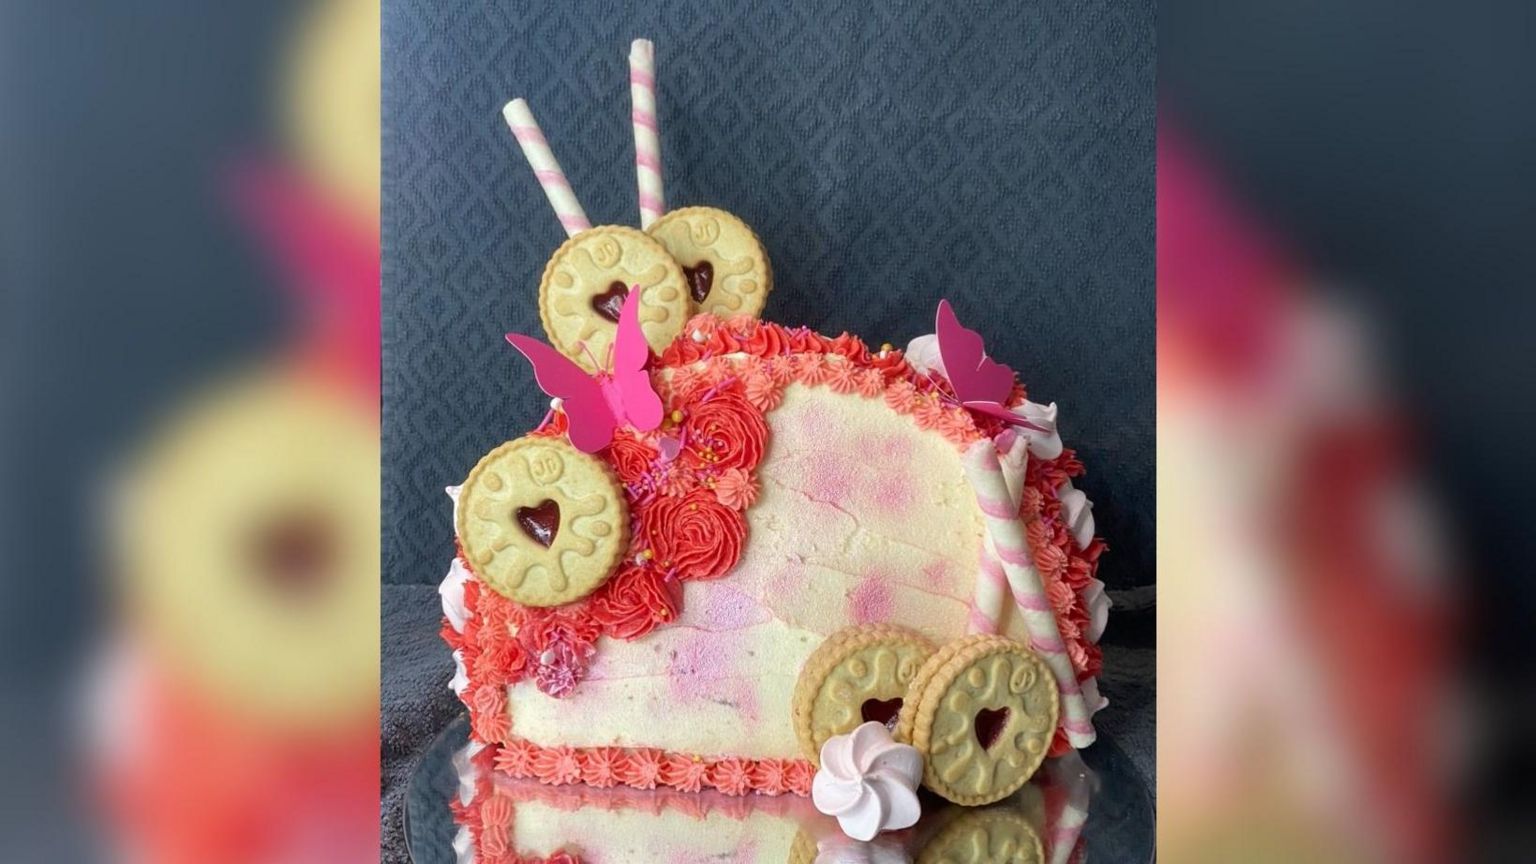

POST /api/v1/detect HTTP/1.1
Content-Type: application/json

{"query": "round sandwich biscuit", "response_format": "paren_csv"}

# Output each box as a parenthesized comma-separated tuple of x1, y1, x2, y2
(915, 806, 1044, 864)
(456, 436, 628, 607)
(897, 635, 1059, 806)
(792, 624, 937, 765)
(118, 369, 380, 730)
(647, 207, 771, 318)
(538, 225, 690, 372)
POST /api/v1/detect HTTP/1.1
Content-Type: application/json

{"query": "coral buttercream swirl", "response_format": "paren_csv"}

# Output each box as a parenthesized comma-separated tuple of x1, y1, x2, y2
(681, 386, 765, 471)
(713, 467, 759, 509)
(709, 757, 756, 796)
(661, 755, 709, 793)
(588, 564, 680, 640)
(620, 748, 666, 789)
(640, 490, 746, 580)
(604, 432, 656, 486)
(471, 684, 510, 742)
(533, 746, 582, 786)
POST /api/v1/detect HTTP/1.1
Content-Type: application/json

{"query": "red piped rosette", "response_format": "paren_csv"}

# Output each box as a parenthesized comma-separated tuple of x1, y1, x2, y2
(443, 314, 1105, 764)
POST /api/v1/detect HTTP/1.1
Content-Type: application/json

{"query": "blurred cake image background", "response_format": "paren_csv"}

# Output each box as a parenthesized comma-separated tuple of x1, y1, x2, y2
(382, 1, 1153, 860)
(1, 0, 380, 861)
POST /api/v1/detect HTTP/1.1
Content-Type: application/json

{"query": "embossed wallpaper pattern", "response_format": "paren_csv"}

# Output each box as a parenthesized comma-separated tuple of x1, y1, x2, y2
(382, 0, 1155, 588)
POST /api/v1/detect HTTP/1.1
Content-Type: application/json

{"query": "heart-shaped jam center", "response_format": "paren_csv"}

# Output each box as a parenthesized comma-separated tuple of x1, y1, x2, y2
(590, 281, 629, 323)
(683, 260, 714, 304)
(515, 499, 560, 548)
(250, 511, 333, 599)
(861, 697, 904, 730)
(973, 706, 1010, 750)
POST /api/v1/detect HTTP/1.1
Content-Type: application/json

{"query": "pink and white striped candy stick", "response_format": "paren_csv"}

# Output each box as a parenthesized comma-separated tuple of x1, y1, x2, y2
(963, 438, 1096, 749)
(1044, 752, 1092, 864)
(968, 432, 1028, 635)
(501, 99, 592, 237)
(628, 39, 664, 228)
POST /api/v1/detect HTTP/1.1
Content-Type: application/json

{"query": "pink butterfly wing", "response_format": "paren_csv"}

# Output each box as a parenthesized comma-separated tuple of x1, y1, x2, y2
(962, 400, 1050, 433)
(934, 299, 1015, 405)
(608, 286, 663, 431)
(504, 333, 616, 453)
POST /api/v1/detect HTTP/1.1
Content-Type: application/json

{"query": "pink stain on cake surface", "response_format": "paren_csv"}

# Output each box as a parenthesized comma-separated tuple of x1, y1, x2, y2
(665, 632, 762, 722)
(763, 559, 809, 601)
(790, 401, 833, 439)
(870, 472, 916, 515)
(866, 427, 909, 464)
(803, 451, 855, 504)
(922, 559, 955, 594)
(692, 582, 772, 631)
(848, 576, 894, 624)
(585, 649, 622, 682)
(667, 632, 725, 699)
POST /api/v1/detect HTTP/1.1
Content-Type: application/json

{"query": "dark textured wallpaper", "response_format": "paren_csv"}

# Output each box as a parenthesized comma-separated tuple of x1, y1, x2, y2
(382, 0, 1155, 588)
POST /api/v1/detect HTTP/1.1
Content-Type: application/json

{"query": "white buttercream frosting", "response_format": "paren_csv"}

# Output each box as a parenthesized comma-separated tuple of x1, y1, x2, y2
(1057, 480, 1095, 549)
(439, 557, 473, 632)
(1081, 578, 1111, 643)
(449, 649, 470, 697)
(1016, 400, 1063, 460)
(446, 484, 462, 526)
(812, 722, 923, 841)
(451, 739, 484, 806)
(452, 825, 475, 864)
(1080, 675, 1108, 715)
(902, 333, 944, 378)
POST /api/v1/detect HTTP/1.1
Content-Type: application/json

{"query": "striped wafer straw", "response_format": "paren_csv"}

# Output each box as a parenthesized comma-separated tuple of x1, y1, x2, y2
(967, 432, 1027, 635)
(963, 438, 1096, 749)
(1043, 752, 1093, 864)
(501, 99, 592, 237)
(628, 39, 664, 228)
(968, 544, 1008, 636)
(1050, 794, 1089, 864)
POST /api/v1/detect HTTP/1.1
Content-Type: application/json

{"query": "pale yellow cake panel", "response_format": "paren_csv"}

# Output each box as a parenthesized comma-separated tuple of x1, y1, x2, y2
(506, 382, 1036, 759)
(513, 798, 805, 862)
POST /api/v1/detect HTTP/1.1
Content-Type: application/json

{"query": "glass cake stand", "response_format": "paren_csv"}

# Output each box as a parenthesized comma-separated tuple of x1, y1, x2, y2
(405, 715, 1154, 863)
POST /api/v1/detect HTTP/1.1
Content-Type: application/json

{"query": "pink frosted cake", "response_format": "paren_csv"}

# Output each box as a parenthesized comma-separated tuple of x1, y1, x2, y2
(438, 38, 1109, 830)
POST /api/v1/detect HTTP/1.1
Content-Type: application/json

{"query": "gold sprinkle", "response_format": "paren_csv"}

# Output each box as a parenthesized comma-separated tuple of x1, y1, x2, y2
(880, 342, 893, 353)
(670, 410, 684, 423)
(641, 548, 654, 560)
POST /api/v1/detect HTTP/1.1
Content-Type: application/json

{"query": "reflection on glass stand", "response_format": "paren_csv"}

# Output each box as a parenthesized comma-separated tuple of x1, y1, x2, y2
(407, 717, 1151, 864)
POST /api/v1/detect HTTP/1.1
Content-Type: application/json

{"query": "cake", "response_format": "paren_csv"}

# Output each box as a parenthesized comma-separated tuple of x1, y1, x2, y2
(439, 38, 1108, 821)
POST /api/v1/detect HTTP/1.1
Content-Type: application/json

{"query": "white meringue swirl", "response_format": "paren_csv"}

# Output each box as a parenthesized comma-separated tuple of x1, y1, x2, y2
(812, 722, 923, 841)
(902, 333, 945, 379)
(1016, 400, 1063, 460)
(439, 557, 473, 633)
(449, 649, 470, 697)
(1081, 577, 1111, 643)
(1057, 480, 1096, 550)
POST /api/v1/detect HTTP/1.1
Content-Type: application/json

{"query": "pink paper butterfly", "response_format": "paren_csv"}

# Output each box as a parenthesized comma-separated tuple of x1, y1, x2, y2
(505, 286, 663, 453)
(934, 299, 1047, 431)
